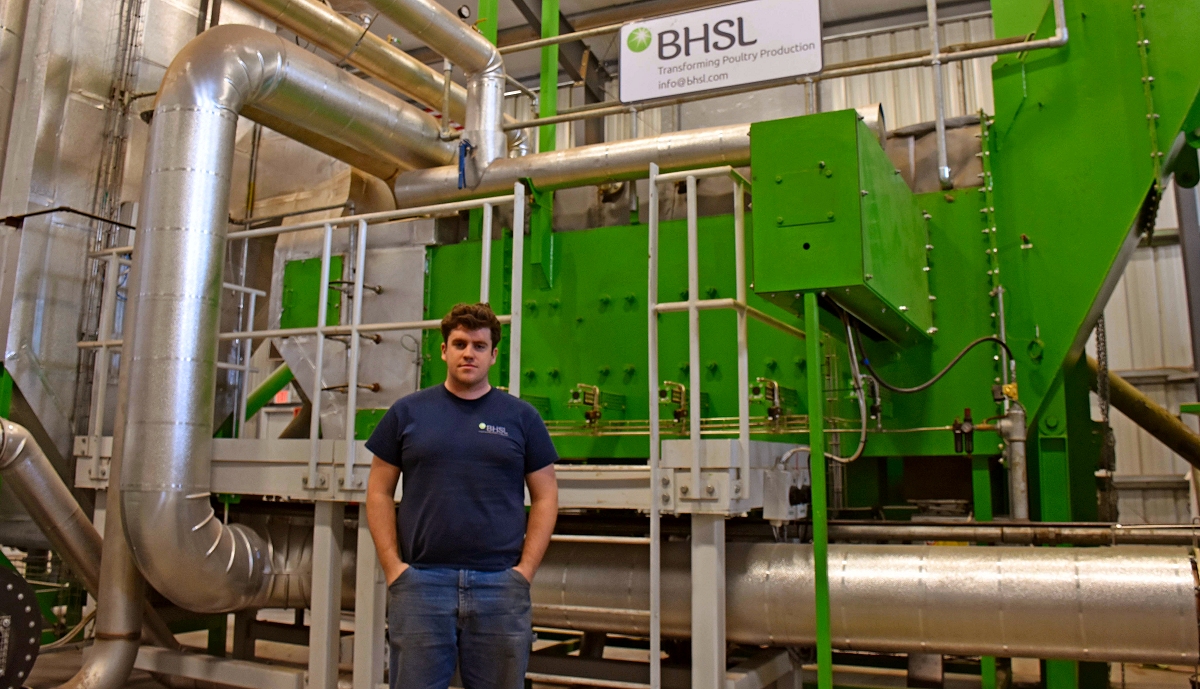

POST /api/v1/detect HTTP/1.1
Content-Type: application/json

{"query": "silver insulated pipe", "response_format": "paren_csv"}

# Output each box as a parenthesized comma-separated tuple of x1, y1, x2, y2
(120, 24, 451, 614)
(393, 124, 752, 206)
(534, 541, 1200, 665)
(362, 0, 507, 174)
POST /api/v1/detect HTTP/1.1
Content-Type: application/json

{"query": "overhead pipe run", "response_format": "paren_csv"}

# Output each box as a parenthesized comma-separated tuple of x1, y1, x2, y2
(235, 0, 528, 155)
(120, 24, 452, 614)
(362, 0, 508, 179)
(1086, 356, 1200, 470)
(394, 124, 751, 206)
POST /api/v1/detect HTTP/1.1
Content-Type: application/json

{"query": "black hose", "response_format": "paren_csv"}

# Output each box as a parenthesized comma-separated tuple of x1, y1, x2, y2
(854, 328, 1015, 394)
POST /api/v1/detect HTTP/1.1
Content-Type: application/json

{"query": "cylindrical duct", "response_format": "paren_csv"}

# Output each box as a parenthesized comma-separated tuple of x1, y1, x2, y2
(121, 24, 450, 614)
(534, 541, 1200, 665)
(238, 527, 1199, 664)
(393, 124, 751, 206)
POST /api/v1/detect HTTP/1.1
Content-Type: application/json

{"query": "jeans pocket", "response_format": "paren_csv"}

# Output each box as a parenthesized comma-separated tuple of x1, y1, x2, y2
(505, 568, 531, 587)
(388, 566, 416, 590)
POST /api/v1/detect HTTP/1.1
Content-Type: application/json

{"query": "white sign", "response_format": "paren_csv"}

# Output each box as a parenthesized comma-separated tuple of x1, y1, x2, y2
(619, 0, 822, 104)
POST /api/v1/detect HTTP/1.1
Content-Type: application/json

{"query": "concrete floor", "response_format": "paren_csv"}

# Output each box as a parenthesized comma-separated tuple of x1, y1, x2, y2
(25, 627, 1199, 689)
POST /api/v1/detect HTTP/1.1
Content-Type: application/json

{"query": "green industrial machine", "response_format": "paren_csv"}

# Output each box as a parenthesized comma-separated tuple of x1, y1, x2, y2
(414, 0, 1200, 489)
(272, 1, 1200, 686)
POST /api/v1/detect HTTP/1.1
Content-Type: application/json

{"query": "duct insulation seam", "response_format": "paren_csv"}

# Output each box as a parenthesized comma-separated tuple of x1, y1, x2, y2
(392, 124, 752, 206)
(120, 23, 450, 614)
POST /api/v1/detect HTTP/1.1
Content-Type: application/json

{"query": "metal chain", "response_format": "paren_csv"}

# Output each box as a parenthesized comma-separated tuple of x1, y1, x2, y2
(1097, 315, 1111, 425)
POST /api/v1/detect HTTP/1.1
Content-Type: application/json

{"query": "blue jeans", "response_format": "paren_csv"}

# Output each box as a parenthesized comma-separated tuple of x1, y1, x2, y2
(387, 566, 532, 689)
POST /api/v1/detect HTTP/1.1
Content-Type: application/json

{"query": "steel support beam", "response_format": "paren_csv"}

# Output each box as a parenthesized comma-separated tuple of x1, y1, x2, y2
(309, 501, 345, 689)
(690, 513, 726, 689)
(508, 0, 607, 144)
(352, 514, 386, 689)
(1174, 182, 1200, 396)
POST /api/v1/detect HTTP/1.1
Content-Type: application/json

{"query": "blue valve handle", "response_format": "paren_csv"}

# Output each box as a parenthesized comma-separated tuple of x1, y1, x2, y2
(457, 139, 475, 190)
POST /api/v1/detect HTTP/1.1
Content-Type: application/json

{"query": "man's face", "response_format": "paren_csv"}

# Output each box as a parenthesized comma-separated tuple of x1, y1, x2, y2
(441, 327, 496, 388)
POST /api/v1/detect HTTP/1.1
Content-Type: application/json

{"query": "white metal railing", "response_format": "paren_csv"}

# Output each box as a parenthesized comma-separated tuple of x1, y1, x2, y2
(646, 163, 811, 689)
(77, 184, 528, 493)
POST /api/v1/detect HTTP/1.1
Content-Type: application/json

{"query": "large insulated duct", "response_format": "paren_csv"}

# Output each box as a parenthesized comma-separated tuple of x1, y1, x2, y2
(363, 0, 507, 172)
(534, 541, 1200, 664)
(119, 24, 451, 614)
(0, 423, 177, 647)
(393, 124, 752, 206)
(233, 528, 1199, 664)
(234, 0, 528, 155)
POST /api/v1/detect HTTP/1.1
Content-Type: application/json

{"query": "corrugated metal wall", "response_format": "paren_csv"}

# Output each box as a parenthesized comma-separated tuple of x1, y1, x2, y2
(510, 12, 998, 152)
(1087, 185, 1199, 524)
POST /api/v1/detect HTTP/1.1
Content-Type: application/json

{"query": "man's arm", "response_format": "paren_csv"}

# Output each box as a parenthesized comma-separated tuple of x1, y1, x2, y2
(514, 464, 557, 583)
(366, 457, 407, 585)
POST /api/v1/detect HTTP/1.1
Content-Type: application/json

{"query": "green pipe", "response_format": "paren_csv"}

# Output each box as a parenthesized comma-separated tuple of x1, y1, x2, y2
(477, 0, 498, 43)
(804, 293, 833, 689)
(214, 364, 294, 438)
(539, 0, 559, 152)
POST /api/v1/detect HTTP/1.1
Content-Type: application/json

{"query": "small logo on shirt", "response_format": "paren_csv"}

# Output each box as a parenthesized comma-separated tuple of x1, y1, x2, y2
(478, 422, 509, 437)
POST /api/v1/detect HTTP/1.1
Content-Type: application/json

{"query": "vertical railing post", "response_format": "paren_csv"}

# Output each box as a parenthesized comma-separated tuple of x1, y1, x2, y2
(686, 174, 702, 500)
(733, 177, 750, 497)
(88, 253, 121, 478)
(480, 202, 494, 304)
(509, 184, 527, 397)
(343, 219, 368, 490)
(805, 291, 833, 689)
(646, 163, 662, 689)
(237, 294, 257, 438)
(307, 223, 334, 490)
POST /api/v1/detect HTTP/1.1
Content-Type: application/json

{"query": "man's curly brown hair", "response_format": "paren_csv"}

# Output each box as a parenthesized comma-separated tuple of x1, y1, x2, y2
(440, 303, 502, 348)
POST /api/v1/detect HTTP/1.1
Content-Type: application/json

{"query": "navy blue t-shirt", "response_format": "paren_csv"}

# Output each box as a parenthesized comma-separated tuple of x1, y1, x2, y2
(365, 384, 557, 571)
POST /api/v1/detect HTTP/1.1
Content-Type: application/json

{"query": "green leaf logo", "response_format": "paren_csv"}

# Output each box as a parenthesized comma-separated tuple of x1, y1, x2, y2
(627, 27, 652, 53)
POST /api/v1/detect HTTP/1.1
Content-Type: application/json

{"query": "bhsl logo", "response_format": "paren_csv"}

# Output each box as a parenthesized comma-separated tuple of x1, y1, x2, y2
(478, 422, 509, 437)
(627, 26, 652, 53)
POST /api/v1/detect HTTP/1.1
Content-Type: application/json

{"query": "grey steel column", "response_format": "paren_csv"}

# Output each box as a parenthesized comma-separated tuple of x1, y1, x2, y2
(691, 514, 726, 689)
(352, 514, 386, 689)
(309, 501, 346, 689)
(1173, 182, 1200, 393)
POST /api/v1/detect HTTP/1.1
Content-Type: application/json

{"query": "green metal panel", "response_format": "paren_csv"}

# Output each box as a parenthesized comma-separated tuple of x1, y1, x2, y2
(988, 0, 1200, 426)
(751, 110, 931, 344)
(355, 408, 388, 441)
(279, 256, 343, 329)
(424, 216, 823, 459)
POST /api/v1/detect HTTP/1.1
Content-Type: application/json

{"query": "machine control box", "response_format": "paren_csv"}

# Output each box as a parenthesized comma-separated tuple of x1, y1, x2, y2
(750, 109, 933, 344)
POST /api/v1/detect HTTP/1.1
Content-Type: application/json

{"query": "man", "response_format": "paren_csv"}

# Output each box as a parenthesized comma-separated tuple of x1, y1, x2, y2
(365, 302, 558, 689)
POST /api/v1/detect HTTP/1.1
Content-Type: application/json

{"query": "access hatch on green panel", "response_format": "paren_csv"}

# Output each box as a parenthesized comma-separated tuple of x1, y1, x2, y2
(750, 109, 932, 345)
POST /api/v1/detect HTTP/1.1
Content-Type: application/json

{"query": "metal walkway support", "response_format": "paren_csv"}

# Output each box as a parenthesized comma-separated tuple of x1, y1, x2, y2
(649, 163, 808, 688)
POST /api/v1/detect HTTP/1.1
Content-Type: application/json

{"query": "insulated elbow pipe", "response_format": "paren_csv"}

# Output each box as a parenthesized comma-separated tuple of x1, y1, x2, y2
(0, 421, 177, 646)
(120, 24, 450, 614)
(362, 0, 507, 172)
(234, 0, 528, 156)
